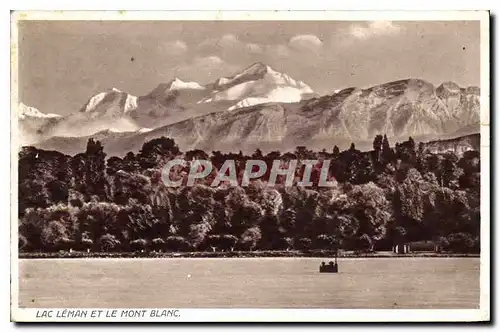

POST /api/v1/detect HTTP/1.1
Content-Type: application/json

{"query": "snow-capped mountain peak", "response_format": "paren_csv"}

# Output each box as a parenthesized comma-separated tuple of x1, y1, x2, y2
(202, 62, 315, 110)
(82, 92, 108, 113)
(231, 62, 270, 79)
(169, 77, 205, 90)
(215, 62, 274, 90)
(28, 75, 480, 157)
(18, 103, 61, 120)
(81, 89, 138, 114)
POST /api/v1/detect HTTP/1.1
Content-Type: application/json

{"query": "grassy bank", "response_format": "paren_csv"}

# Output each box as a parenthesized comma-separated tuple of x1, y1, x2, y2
(19, 250, 480, 259)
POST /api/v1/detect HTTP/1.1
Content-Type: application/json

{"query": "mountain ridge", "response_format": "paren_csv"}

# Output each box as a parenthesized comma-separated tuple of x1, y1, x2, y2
(21, 63, 316, 142)
(18, 63, 480, 156)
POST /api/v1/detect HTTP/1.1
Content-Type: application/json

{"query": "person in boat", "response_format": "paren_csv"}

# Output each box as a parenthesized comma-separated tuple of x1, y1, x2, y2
(321, 262, 326, 268)
(328, 261, 335, 268)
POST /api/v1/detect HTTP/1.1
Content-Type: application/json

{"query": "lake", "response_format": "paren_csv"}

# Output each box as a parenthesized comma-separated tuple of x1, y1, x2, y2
(18, 257, 479, 309)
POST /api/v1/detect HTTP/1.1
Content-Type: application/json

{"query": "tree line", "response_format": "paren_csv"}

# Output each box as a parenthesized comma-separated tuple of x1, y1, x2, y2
(18, 134, 480, 253)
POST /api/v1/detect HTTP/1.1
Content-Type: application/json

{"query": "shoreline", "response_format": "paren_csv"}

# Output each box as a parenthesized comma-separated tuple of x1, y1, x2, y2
(19, 250, 480, 259)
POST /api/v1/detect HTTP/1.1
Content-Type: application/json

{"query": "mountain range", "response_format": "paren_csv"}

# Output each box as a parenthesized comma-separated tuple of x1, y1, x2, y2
(18, 62, 480, 156)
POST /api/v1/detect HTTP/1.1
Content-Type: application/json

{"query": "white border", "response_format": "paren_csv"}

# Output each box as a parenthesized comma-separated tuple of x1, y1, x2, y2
(9, 10, 491, 323)
(9, 10, 490, 21)
(8, 308, 492, 323)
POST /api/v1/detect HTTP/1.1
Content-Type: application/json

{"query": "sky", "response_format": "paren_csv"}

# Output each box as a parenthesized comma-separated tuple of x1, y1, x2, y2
(18, 20, 480, 115)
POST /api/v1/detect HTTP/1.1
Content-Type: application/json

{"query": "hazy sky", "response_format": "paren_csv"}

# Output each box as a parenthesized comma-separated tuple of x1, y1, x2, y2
(18, 20, 480, 115)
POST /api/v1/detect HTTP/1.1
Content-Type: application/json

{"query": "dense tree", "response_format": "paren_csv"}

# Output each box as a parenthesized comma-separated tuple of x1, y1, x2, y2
(18, 134, 481, 254)
(296, 237, 312, 250)
(372, 134, 383, 164)
(118, 203, 159, 241)
(395, 137, 417, 164)
(71, 139, 107, 201)
(19, 234, 28, 251)
(332, 145, 340, 157)
(314, 234, 340, 250)
(208, 234, 239, 251)
(152, 238, 166, 251)
(130, 238, 148, 251)
(445, 233, 477, 253)
(238, 227, 262, 251)
(40, 220, 72, 251)
(165, 236, 189, 252)
(78, 202, 121, 247)
(441, 153, 464, 189)
(99, 234, 121, 252)
(346, 182, 391, 247)
(188, 223, 212, 249)
(380, 134, 394, 164)
(81, 232, 93, 251)
(373, 135, 383, 152)
(137, 137, 180, 169)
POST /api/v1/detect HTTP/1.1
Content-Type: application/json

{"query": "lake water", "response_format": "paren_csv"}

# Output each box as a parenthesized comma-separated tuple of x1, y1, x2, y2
(18, 257, 479, 309)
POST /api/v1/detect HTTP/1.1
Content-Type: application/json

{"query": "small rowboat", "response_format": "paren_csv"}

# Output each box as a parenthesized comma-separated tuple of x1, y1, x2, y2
(319, 251, 339, 273)
(319, 262, 338, 273)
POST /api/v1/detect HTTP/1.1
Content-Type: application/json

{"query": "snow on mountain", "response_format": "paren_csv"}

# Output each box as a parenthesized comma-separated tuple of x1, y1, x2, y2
(158, 79, 477, 153)
(34, 78, 480, 156)
(94, 127, 154, 135)
(31, 63, 314, 141)
(136, 127, 153, 133)
(24, 88, 143, 140)
(169, 77, 205, 90)
(124, 94, 138, 112)
(18, 103, 63, 146)
(81, 88, 138, 115)
(24, 62, 480, 156)
(214, 62, 311, 92)
(228, 86, 310, 111)
(108, 128, 129, 133)
(18, 103, 61, 120)
(201, 62, 314, 110)
(81, 79, 204, 118)
(30, 83, 210, 141)
(82, 92, 107, 113)
(128, 79, 481, 154)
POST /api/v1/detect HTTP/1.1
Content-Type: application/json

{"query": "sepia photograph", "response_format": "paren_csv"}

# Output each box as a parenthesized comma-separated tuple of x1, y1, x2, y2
(10, 10, 490, 322)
